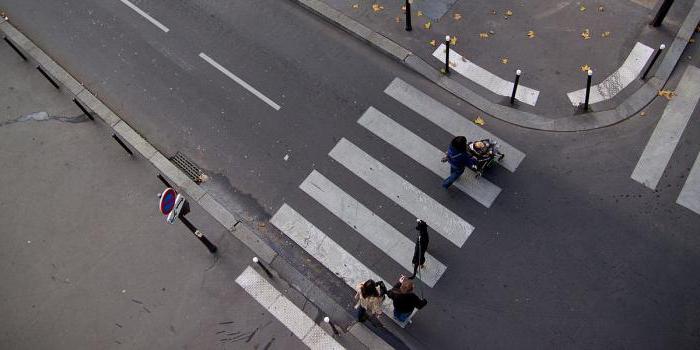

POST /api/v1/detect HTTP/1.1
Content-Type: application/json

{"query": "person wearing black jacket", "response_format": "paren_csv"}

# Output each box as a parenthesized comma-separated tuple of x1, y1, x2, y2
(387, 276, 428, 322)
(409, 219, 429, 280)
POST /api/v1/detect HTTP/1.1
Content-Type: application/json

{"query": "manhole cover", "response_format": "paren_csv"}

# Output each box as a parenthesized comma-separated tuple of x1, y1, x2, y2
(170, 152, 204, 183)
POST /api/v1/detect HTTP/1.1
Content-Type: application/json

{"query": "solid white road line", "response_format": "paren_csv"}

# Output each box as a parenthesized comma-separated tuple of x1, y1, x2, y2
(676, 152, 700, 215)
(631, 65, 700, 190)
(329, 138, 473, 247)
(567, 42, 654, 106)
(358, 107, 501, 208)
(118, 0, 170, 33)
(432, 44, 540, 106)
(385, 78, 525, 172)
(235, 266, 345, 349)
(270, 204, 408, 327)
(199, 53, 281, 111)
(300, 170, 447, 287)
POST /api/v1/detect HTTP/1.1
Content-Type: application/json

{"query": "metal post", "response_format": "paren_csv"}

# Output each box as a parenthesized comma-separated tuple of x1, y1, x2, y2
(180, 215, 218, 253)
(510, 69, 522, 105)
(584, 70, 593, 111)
(444, 35, 451, 74)
(642, 44, 666, 80)
(324, 317, 340, 335)
(651, 0, 674, 27)
(111, 133, 134, 156)
(72, 98, 94, 120)
(36, 66, 60, 89)
(252, 257, 273, 278)
(404, 0, 412, 31)
(4, 36, 27, 61)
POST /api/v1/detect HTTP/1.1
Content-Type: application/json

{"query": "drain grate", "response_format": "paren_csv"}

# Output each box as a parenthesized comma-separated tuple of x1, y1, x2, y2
(170, 152, 204, 183)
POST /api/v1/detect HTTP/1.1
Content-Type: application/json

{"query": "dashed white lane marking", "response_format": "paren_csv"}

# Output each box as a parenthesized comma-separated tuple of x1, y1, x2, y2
(270, 204, 406, 326)
(567, 42, 654, 106)
(199, 53, 281, 111)
(358, 106, 501, 208)
(235, 266, 344, 349)
(432, 44, 540, 106)
(631, 65, 700, 190)
(329, 138, 473, 247)
(118, 0, 170, 33)
(385, 78, 525, 172)
(300, 170, 447, 287)
(677, 151, 700, 215)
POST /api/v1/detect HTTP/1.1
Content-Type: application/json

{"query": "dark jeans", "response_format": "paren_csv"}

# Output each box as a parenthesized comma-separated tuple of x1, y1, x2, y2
(356, 306, 369, 322)
(393, 308, 412, 322)
(442, 165, 465, 188)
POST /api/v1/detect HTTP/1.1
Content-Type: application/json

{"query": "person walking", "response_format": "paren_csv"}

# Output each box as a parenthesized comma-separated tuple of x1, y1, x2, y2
(387, 276, 428, 323)
(354, 279, 387, 322)
(409, 219, 429, 280)
(441, 136, 475, 188)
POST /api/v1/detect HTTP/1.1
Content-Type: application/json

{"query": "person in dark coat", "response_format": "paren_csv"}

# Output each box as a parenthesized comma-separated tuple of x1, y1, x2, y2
(441, 136, 476, 188)
(409, 219, 429, 280)
(387, 276, 428, 322)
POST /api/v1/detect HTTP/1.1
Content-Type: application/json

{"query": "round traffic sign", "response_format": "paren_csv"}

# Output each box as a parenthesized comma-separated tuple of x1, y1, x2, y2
(159, 188, 177, 215)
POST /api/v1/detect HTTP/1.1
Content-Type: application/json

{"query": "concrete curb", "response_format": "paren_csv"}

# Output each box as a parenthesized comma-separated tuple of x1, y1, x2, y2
(290, 0, 700, 132)
(0, 19, 393, 350)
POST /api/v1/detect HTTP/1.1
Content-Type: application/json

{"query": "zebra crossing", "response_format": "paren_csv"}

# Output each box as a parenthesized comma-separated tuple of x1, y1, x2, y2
(270, 78, 526, 324)
(631, 65, 700, 215)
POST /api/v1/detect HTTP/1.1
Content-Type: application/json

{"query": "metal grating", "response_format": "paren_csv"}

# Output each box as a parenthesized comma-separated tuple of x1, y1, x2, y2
(169, 151, 204, 183)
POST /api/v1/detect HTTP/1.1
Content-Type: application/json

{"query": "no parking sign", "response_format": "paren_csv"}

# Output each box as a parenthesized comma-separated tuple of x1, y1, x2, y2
(159, 187, 185, 224)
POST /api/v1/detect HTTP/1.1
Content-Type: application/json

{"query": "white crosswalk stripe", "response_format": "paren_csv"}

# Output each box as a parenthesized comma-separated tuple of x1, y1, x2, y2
(384, 77, 525, 172)
(432, 44, 540, 106)
(329, 138, 473, 247)
(235, 266, 345, 349)
(631, 65, 700, 190)
(358, 106, 502, 208)
(300, 170, 447, 287)
(677, 152, 700, 215)
(270, 204, 407, 326)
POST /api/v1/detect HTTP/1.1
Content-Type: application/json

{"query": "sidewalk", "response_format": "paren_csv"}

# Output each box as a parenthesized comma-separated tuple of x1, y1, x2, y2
(295, 0, 700, 130)
(0, 22, 370, 350)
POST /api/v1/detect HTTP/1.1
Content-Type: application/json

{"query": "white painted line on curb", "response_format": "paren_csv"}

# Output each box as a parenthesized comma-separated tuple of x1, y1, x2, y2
(432, 44, 540, 106)
(677, 151, 700, 215)
(300, 170, 447, 287)
(235, 266, 344, 349)
(199, 52, 281, 111)
(567, 42, 654, 106)
(329, 138, 473, 247)
(118, 0, 170, 33)
(632, 65, 700, 190)
(385, 78, 525, 172)
(358, 107, 501, 207)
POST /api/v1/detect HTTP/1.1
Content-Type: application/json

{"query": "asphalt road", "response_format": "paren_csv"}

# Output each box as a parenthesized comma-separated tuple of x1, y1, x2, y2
(2, 0, 699, 348)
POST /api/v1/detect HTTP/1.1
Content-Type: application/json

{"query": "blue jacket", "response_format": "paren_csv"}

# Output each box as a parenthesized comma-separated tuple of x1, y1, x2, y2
(446, 145, 475, 169)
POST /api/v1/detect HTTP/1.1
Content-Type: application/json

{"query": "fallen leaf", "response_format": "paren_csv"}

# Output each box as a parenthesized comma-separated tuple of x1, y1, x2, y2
(401, 5, 406, 11)
(504, 9, 513, 17)
(417, 10, 423, 16)
(352, 4, 359, 9)
(395, 16, 401, 23)
(429, 39, 437, 46)
(690, 38, 696, 43)
(501, 57, 509, 64)
(480, 32, 490, 39)
(453, 13, 462, 20)
(450, 36, 457, 45)
(527, 30, 536, 38)
(658, 90, 676, 100)
(259, 223, 266, 227)
(640, 111, 647, 116)
(423, 21, 431, 29)
(372, 3, 383, 12)
(579, 4, 586, 11)
(580, 64, 591, 72)
(474, 116, 485, 125)
(598, 6, 604, 12)
(581, 28, 591, 40)
(601, 31, 611, 38)
(449, 61, 457, 68)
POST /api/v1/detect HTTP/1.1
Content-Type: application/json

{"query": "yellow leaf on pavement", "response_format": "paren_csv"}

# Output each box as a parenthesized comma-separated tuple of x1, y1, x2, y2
(640, 111, 647, 116)
(429, 39, 437, 46)
(423, 21, 431, 29)
(690, 38, 696, 43)
(453, 13, 462, 20)
(450, 36, 457, 45)
(580, 64, 591, 72)
(598, 6, 604, 12)
(352, 4, 359, 9)
(501, 57, 509, 64)
(372, 3, 383, 12)
(480, 32, 489, 39)
(579, 4, 586, 11)
(474, 116, 485, 126)
(527, 30, 535, 38)
(417, 10, 423, 16)
(659, 89, 676, 100)
(504, 9, 513, 17)
(601, 31, 611, 38)
(581, 28, 591, 40)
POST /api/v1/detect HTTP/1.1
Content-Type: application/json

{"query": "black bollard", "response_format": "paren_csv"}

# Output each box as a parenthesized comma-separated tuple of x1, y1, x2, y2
(651, 0, 674, 27)
(72, 98, 94, 120)
(324, 317, 340, 335)
(642, 44, 666, 80)
(510, 69, 521, 105)
(584, 70, 593, 111)
(444, 35, 451, 74)
(404, 0, 412, 31)
(253, 257, 273, 278)
(112, 133, 134, 156)
(4, 36, 27, 61)
(180, 215, 218, 253)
